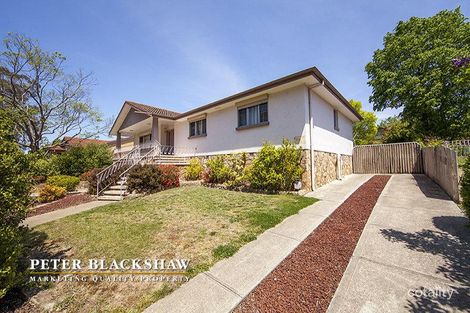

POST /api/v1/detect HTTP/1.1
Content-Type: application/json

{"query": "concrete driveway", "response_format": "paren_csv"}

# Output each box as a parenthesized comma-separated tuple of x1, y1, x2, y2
(328, 174, 470, 312)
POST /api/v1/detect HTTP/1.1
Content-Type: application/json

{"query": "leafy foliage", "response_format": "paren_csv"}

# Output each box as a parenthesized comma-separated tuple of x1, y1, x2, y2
(55, 143, 113, 176)
(247, 140, 303, 191)
(38, 184, 67, 203)
(159, 165, 180, 189)
(46, 175, 80, 192)
(378, 116, 417, 143)
(461, 157, 470, 220)
(349, 100, 378, 145)
(202, 153, 247, 187)
(29, 154, 59, 183)
(366, 8, 470, 140)
(185, 158, 203, 180)
(127, 165, 180, 194)
(0, 110, 31, 298)
(0, 33, 106, 152)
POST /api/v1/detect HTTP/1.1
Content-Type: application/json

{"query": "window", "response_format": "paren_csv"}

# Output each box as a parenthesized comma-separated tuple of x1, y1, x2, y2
(334, 109, 339, 131)
(139, 134, 152, 144)
(238, 102, 268, 128)
(189, 119, 206, 137)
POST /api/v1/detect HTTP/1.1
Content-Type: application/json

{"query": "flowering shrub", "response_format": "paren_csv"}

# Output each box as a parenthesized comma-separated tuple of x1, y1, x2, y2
(38, 184, 67, 203)
(185, 158, 203, 180)
(46, 175, 80, 192)
(159, 165, 180, 189)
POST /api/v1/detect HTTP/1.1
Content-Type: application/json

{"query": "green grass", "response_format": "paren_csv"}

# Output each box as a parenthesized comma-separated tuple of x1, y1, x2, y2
(33, 186, 316, 312)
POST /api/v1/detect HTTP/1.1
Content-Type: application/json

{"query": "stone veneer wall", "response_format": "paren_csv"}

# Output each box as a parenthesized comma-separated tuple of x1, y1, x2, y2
(314, 151, 338, 188)
(341, 154, 353, 176)
(187, 150, 351, 190)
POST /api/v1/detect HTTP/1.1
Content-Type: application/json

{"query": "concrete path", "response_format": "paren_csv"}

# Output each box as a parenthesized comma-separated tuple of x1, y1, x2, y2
(328, 174, 470, 313)
(144, 174, 372, 313)
(24, 200, 113, 228)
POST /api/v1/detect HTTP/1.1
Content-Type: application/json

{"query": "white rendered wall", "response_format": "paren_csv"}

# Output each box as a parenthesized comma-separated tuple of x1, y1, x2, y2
(309, 90, 354, 155)
(173, 85, 310, 155)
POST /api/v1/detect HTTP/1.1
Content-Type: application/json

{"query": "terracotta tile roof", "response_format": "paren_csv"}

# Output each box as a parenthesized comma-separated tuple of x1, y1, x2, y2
(62, 136, 113, 147)
(125, 101, 180, 119)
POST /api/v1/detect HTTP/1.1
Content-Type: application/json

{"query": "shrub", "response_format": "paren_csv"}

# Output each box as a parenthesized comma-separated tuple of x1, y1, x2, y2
(461, 157, 470, 219)
(29, 155, 59, 182)
(0, 110, 31, 298)
(203, 156, 233, 184)
(38, 184, 67, 203)
(185, 158, 203, 180)
(247, 140, 303, 192)
(47, 175, 80, 192)
(127, 165, 163, 194)
(160, 165, 180, 189)
(55, 143, 113, 176)
(80, 168, 97, 182)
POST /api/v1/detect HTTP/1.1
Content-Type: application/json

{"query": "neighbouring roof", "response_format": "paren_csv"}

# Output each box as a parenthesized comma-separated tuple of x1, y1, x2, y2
(110, 66, 362, 135)
(62, 136, 113, 147)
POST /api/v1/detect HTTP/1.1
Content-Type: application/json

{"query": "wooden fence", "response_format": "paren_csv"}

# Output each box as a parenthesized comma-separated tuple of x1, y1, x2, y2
(444, 139, 470, 157)
(422, 146, 460, 202)
(353, 142, 423, 174)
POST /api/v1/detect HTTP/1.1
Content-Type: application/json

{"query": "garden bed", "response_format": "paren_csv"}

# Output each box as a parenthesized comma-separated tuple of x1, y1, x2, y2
(235, 175, 390, 313)
(27, 193, 93, 217)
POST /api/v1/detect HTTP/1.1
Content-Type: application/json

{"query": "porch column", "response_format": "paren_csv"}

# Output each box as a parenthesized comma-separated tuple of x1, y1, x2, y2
(151, 116, 159, 143)
(116, 132, 121, 150)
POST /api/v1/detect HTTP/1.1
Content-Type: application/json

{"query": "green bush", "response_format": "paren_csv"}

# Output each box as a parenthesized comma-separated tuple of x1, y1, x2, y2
(127, 165, 164, 194)
(202, 155, 231, 184)
(55, 143, 113, 176)
(38, 184, 67, 203)
(247, 140, 303, 192)
(29, 155, 59, 182)
(0, 110, 31, 298)
(461, 157, 470, 219)
(185, 158, 203, 180)
(47, 175, 80, 191)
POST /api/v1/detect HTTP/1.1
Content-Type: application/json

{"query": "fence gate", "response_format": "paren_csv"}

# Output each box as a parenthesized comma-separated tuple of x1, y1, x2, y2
(353, 142, 423, 174)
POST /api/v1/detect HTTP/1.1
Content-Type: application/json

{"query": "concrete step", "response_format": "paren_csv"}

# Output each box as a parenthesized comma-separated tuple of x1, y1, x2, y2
(97, 195, 123, 201)
(109, 185, 127, 190)
(103, 189, 128, 196)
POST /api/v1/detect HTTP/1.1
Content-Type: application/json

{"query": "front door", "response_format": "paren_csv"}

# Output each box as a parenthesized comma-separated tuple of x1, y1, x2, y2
(165, 130, 175, 154)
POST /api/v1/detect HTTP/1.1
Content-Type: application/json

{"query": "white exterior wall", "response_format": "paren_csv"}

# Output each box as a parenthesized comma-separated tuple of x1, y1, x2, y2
(309, 90, 354, 155)
(173, 85, 310, 155)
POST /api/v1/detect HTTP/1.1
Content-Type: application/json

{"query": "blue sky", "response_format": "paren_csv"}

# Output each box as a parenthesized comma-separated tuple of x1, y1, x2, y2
(2, 0, 469, 138)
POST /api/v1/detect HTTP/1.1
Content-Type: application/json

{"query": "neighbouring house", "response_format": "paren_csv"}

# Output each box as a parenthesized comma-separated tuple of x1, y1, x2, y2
(47, 136, 114, 154)
(102, 67, 361, 199)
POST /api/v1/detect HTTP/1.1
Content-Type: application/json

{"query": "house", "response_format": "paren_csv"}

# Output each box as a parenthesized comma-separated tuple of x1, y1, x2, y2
(105, 67, 361, 195)
(47, 136, 114, 154)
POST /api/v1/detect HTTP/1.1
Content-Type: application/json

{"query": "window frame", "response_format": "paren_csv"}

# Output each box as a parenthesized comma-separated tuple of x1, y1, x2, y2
(236, 102, 269, 130)
(188, 118, 207, 138)
(333, 109, 340, 131)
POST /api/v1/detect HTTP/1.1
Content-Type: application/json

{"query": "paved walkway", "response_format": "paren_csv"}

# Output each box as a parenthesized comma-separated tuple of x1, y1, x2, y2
(24, 200, 113, 228)
(144, 174, 373, 313)
(328, 174, 470, 312)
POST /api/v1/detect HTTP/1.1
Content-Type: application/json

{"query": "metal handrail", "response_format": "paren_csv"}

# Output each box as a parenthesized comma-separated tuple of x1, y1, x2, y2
(96, 142, 160, 196)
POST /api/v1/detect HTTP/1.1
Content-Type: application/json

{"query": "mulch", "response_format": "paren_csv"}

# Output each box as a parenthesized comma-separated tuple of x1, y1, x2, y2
(27, 193, 94, 217)
(234, 175, 391, 313)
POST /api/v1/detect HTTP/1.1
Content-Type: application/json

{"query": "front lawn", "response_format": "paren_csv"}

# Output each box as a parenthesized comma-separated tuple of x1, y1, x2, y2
(30, 186, 316, 312)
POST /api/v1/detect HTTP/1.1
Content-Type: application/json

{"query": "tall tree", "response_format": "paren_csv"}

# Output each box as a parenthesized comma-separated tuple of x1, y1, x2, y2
(349, 100, 378, 145)
(0, 33, 105, 152)
(366, 8, 470, 140)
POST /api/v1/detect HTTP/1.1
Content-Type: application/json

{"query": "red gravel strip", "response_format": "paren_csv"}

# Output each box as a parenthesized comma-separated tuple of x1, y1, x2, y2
(27, 193, 93, 217)
(235, 175, 390, 313)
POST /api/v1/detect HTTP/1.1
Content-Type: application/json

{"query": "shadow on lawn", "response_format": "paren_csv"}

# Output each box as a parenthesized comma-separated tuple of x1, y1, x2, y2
(381, 216, 470, 312)
(0, 228, 70, 313)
